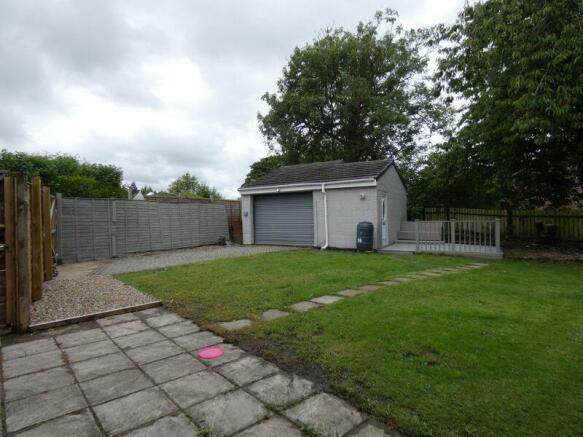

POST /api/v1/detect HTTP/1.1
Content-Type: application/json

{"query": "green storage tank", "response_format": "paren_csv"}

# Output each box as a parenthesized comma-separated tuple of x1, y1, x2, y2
(356, 221, 374, 251)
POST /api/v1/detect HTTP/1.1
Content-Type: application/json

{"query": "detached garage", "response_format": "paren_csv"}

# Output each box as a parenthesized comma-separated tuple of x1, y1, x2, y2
(238, 159, 407, 250)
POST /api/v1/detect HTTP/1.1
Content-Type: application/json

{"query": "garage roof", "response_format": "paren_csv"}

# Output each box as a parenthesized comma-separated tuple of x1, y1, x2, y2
(241, 159, 392, 188)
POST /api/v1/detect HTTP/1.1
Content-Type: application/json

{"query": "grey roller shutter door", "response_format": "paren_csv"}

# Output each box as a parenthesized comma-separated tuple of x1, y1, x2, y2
(254, 192, 314, 246)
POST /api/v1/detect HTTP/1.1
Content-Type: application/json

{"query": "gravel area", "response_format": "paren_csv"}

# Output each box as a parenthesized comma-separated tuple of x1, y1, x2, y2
(31, 275, 158, 325)
(98, 244, 292, 275)
(31, 245, 292, 324)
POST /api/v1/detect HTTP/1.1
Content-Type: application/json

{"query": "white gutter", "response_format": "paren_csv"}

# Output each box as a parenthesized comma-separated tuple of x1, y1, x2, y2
(321, 183, 329, 250)
(238, 177, 376, 195)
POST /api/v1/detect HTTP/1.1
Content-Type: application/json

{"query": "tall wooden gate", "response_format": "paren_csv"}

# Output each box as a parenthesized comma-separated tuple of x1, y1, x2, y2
(1, 175, 56, 332)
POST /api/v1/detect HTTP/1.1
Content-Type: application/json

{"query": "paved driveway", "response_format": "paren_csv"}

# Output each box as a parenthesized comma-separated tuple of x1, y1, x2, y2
(2, 307, 393, 436)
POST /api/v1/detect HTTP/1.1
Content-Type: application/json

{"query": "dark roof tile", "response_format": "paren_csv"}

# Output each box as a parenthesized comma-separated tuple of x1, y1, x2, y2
(241, 159, 392, 188)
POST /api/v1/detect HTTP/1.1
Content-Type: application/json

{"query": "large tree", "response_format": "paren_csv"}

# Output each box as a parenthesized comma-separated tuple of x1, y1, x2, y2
(436, 0, 583, 208)
(257, 10, 447, 172)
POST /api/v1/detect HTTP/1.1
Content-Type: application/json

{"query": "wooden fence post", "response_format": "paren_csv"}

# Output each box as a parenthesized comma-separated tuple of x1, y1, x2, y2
(15, 175, 31, 333)
(30, 176, 43, 301)
(42, 187, 53, 280)
(4, 176, 16, 325)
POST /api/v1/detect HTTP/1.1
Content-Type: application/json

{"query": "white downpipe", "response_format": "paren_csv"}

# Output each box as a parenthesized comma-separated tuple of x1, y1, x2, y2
(321, 183, 329, 250)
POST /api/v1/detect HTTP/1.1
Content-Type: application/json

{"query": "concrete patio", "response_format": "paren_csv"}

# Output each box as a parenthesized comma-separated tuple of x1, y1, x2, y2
(1, 307, 397, 436)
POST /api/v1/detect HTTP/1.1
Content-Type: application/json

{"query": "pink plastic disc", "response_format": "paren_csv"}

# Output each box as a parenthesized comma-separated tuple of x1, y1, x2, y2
(197, 345, 225, 360)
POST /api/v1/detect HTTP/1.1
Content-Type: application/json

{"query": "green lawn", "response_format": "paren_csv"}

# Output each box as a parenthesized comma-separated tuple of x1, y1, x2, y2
(117, 249, 471, 324)
(117, 250, 583, 436)
(238, 259, 583, 436)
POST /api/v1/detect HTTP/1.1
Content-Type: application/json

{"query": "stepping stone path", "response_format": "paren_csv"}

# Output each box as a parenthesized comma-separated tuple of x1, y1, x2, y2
(213, 262, 489, 333)
(1, 307, 396, 436)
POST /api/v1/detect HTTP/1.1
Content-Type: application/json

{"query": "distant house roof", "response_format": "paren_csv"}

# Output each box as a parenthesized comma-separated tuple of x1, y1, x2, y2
(241, 159, 393, 188)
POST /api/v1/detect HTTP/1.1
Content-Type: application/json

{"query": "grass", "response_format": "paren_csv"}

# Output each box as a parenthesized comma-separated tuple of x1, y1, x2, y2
(239, 258, 583, 436)
(116, 249, 472, 323)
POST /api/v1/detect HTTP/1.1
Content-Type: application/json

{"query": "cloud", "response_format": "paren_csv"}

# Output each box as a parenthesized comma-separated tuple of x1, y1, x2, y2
(0, 0, 464, 198)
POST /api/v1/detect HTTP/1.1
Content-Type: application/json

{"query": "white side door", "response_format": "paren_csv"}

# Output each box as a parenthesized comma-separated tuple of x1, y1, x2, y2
(381, 193, 389, 246)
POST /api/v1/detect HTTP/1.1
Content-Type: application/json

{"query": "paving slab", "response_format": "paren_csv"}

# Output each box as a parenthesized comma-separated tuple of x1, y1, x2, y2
(337, 288, 368, 297)
(289, 301, 320, 312)
(196, 343, 247, 367)
(113, 329, 166, 350)
(285, 393, 365, 437)
(141, 353, 206, 384)
(80, 368, 153, 405)
(145, 312, 185, 328)
(218, 319, 253, 331)
(126, 413, 199, 437)
(310, 295, 344, 305)
(418, 272, 442, 277)
(64, 339, 119, 363)
(6, 385, 87, 433)
(174, 331, 223, 351)
(350, 422, 403, 436)
(72, 352, 135, 382)
(135, 307, 170, 318)
(391, 277, 415, 282)
(246, 373, 316, 406)
(93, 387, 176, 436)
(235, 416, 303, 437)
(358, 285, 382, 292)
(3, 349, 64, 379)
(188, 389, 268, 437)
(103, 320, 150, 338)
(161, 370, 234, 408)
(13, 409, 100, 437)
(2, 338, 57, 361)
(125, 340, 183, 365)
(4, 366, 74, 402)
(378, 281, 398, 286)
(261, 309, 290, 321)
(96, 312, 139, 327)
(158, 320, 200, 338)
(217, 356, 279, 386)
(56, 328, 108, 348)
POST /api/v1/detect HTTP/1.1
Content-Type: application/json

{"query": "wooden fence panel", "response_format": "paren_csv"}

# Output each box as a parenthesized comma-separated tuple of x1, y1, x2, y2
(424, 207, 583, 241)
(59, 198, 232, 263)
(30, 176, 43, 301)
(41, 187, 53, 281)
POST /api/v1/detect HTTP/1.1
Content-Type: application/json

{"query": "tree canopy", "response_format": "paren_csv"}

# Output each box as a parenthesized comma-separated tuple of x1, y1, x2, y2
(257, 10, 447, 173)
(167, 172, 222, 199)
(434, 0, 583, 208)
(0, 150, 126, 198)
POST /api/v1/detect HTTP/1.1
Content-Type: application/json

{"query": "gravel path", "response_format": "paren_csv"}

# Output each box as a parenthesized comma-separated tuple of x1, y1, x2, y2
(31, 275, 158, 325)
(98, 244, 292, 275)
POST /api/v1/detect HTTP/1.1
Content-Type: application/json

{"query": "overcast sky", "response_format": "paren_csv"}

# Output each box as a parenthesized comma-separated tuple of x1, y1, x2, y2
(0, 0, 464, 198)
